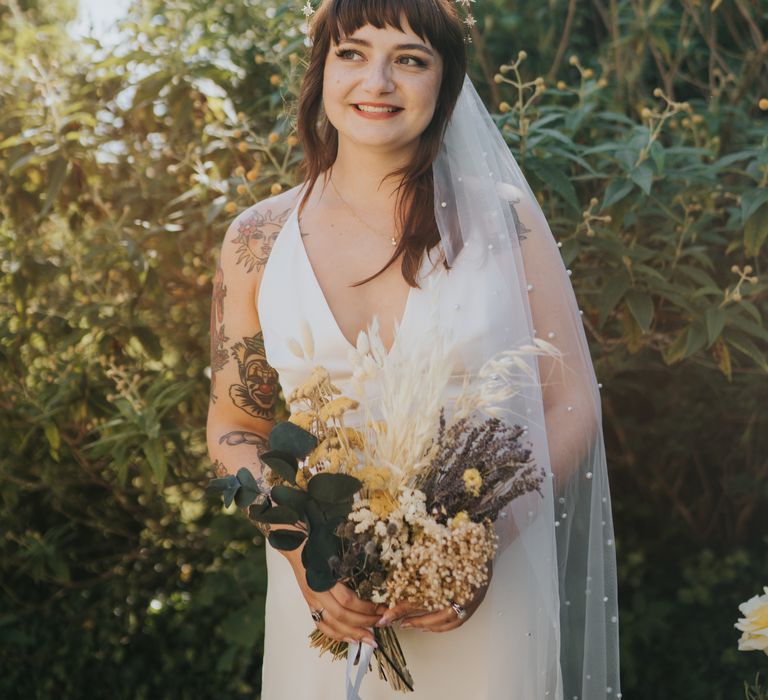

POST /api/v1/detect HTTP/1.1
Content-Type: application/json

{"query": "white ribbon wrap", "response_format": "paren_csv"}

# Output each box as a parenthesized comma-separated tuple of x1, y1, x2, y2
(345, 637, 375, 700)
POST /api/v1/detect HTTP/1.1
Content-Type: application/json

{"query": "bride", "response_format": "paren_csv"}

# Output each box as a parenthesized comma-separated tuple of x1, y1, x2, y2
(206, 0, 621, 698)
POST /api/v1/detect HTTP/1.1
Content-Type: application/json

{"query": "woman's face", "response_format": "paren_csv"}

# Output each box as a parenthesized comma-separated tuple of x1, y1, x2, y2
(322, 18, 444, 154)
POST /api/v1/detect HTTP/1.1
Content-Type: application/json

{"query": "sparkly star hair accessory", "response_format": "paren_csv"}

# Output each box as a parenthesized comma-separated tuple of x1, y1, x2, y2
(455, 0, 476, 42)
(301, 1, 315, 18)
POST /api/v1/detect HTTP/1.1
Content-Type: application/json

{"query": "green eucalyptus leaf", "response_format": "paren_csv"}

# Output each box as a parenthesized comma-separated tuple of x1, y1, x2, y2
(268, 421, 318, 459)
(206, 475, 240, 508)
(247, 500, 270, 520)
(205, 475, 236, 495)
(307, 473, 362, 504)
(305, 499, 326, 529)
(268, 530, 306, 552)
(270, 485, 310, 514)
(306, 564, 337, 593)
(320, 501, 354, 521)
(233, 468, 261, 508)
(261, 451, 298, 485)
(249, 505, 301, 525)
(236, 467, 259, 491)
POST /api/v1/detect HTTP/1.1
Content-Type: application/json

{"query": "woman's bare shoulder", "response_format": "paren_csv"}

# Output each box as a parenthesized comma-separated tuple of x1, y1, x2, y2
(220, 184, 305, 274)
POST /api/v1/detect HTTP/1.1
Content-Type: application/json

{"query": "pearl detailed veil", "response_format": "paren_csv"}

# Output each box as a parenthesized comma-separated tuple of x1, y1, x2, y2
(432, 75, 621, 700)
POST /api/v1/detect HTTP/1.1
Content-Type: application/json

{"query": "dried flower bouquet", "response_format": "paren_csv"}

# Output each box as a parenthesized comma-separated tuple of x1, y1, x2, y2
(207, 316, 560, 693)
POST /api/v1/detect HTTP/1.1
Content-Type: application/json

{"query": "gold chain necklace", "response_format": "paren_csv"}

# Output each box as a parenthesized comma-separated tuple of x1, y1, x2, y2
(329, 175, 398, 247)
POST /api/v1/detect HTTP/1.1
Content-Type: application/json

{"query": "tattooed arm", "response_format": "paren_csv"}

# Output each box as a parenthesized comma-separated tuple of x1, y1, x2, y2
(206, 190, 298, 486)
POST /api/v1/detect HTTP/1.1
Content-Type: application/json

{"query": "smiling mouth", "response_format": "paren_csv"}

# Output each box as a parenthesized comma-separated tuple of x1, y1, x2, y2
(354, 104, 403, 113)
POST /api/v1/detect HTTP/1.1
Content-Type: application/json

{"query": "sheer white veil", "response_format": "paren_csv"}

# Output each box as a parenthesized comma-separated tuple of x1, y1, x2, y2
(432, 74, 621, 700)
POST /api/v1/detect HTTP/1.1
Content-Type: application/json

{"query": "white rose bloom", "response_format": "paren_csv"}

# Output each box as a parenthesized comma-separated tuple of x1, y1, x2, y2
(735, 586, 768, 655)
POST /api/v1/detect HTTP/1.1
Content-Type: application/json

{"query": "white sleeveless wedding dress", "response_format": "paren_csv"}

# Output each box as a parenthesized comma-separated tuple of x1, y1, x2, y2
(256, 202, 540, 699)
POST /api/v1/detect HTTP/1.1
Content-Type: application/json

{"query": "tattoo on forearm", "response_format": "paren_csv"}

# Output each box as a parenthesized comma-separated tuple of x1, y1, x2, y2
(509, 198, 531, 242)
(219, 431, 269, 449)
(232, 207, 291, 273)
(229, 332, 280, 419)
(209, 262, 229, 403)
(212, 459, 228, 478)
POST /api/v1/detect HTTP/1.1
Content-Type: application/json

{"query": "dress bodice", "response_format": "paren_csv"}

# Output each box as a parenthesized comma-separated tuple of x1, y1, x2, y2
(256, 202, 520, 424)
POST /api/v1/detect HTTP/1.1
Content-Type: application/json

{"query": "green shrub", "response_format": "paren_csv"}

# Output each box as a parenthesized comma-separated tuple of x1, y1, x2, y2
(0, 1, 765, 697)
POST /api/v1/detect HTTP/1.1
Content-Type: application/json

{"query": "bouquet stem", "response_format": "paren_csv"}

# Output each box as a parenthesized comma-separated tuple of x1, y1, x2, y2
(308, 626, 414, 693)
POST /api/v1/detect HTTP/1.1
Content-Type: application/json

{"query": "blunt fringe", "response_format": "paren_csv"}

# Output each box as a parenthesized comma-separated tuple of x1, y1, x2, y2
(296, 0, 467, 288)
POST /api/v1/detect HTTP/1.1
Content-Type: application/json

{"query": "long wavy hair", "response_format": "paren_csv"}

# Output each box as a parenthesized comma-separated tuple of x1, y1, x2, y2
(296, 0, 467, 287)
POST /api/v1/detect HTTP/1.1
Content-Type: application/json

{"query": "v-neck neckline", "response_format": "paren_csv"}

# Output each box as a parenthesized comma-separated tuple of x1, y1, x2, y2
(290, 204, 418, 359)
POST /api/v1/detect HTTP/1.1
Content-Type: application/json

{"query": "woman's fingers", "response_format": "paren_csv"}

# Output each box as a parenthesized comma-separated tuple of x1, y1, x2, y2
(330, 582, 380, 617)
(401, 607, 456, 630)
(376, 602, 425, 626)
(315, 590, 380, 631)
(313, 611, 377, 647)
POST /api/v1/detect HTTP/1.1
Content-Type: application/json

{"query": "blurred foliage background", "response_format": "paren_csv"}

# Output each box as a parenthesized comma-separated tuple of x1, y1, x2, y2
(1, 0, 766, 697)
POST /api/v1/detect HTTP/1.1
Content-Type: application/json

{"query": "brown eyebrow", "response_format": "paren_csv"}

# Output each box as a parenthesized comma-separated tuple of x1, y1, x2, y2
(339, 36, 436, 58)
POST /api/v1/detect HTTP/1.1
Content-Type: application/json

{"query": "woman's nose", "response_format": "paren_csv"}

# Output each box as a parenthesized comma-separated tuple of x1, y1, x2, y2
(361, 59, 395, 94)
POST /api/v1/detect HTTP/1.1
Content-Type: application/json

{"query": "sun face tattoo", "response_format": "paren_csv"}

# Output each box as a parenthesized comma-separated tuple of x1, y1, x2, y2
(232, 207, 291, 273)
(209, 262, 229, 403)
(229, 333, 280, 420)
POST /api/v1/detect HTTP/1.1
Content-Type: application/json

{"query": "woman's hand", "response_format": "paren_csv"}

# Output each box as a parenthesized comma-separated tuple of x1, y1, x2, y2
(376, 560, 493, 633)
(280, 540, 383, 648)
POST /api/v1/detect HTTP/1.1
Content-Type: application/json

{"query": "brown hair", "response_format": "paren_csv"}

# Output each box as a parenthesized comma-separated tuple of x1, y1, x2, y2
(296, 0, 467, 287)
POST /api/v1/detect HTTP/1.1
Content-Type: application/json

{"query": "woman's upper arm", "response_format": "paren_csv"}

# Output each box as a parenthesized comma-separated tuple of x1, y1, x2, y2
(206, 196, 296, 452)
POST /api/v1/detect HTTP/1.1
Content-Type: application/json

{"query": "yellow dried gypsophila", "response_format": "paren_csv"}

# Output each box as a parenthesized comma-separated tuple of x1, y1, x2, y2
(318, 396, 359, 422)
(354, 465, 394, 493)
(384, 520, 497, 610)
(369, 491, 398, 519)
(462, 468, 483, 497)
(325, 447, 360, 473)
(288, 410, 316, 432)
(450, 511, 470, 528)
(342, 427, 365, 450)
(295, 466, 312, 490)
(287, 366, 340, 403)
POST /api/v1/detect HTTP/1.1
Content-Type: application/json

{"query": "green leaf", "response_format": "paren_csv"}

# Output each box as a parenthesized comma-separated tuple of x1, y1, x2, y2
(247, 500, 270, 519)
(270, 485, 310, 514)
(526, 157, 580, 212)
(663, 328, 688, 366)
(630, 162, 653, 195)
(43, 421, 61, 451)
(704, 307, 727, 347)
(39, 157, 68, 218)
(724, 329, 768, 372)
(302, 524, 339, 574)
(625, 290, 654, 333)
(741, 189, 768, 224)
(744, 203, 768, 257)
(249, 505, 301, 525)
(683, 321, 708, 359)
(306, 564, 336, 592)
(649, 141, 665, 172)
(142, 438, 167, 485)
(233, 468, 261, 508)
(602, 179, 634, 208)
(598, 272, 630, 328)
(267, 530, 306, 551)
(206, 475, 240, 508)
(261, 450, 298, 485)
(307, 473, 362, 504)
(268, 421, 318, 459)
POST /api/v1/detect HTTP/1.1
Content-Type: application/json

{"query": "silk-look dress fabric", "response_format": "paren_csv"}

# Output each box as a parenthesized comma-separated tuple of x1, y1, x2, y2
(257, 202, 537, 699)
